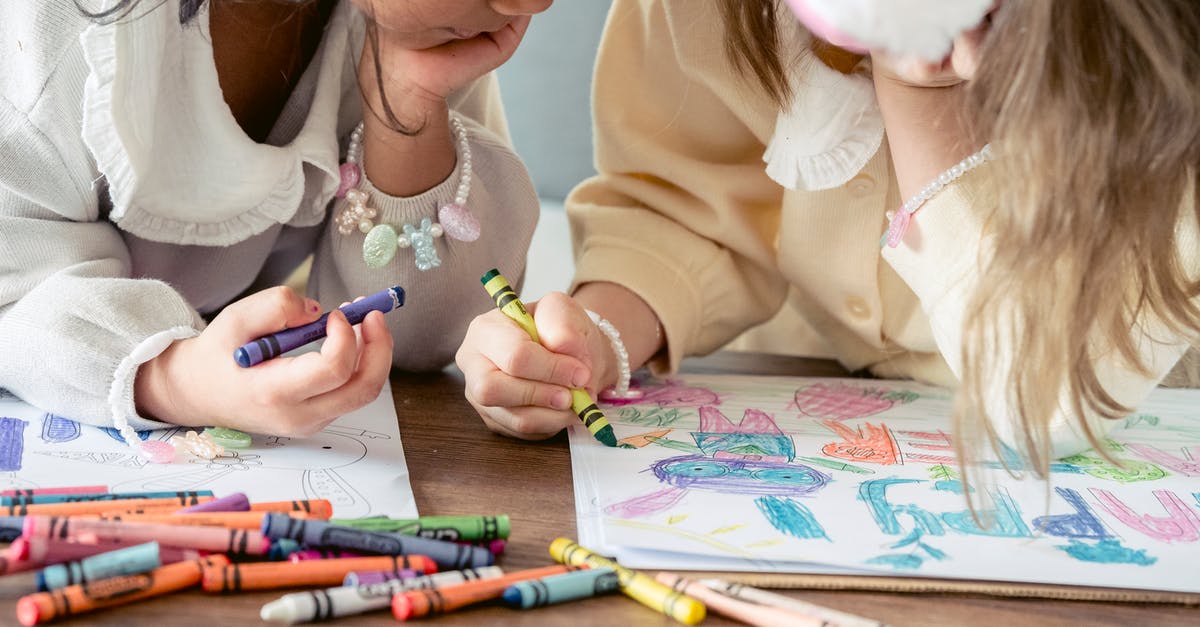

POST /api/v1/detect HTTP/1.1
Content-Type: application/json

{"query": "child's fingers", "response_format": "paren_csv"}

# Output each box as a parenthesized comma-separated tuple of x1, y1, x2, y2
(211, 286, 321, 341)
(460, 351, 573, 410)
(301, 310, 394, 419)
(531, 292, 596, 362)
(473, 404, 573, 441)
(259, 310, 359, 400)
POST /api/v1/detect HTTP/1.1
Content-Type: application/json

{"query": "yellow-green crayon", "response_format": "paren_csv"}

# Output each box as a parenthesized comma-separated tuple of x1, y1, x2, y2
(549, 537, 705, 625)
(480, 269, 617, 447)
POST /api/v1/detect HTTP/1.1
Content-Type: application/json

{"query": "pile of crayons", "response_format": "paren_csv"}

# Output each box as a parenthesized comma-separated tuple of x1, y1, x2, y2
(0, 485, 882, 626)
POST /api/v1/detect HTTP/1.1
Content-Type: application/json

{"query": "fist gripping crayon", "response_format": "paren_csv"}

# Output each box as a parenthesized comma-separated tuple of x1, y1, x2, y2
(16, 555, 229, 626)
(202, 555, 436, 592)
(550, 538, 706, 625)
(480, 269, 617, 447)
(261, 514, 491, 570)
(392, 564, 578, 620)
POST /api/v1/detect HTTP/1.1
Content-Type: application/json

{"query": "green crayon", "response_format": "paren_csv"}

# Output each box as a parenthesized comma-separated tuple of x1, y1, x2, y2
(328, 515, 510, 541)
(480, 269, 617, 447)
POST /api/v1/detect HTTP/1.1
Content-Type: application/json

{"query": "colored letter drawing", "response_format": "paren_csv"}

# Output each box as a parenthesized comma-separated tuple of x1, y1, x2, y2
(0, 383, 416, 518)
(569, 375, 1200, 593)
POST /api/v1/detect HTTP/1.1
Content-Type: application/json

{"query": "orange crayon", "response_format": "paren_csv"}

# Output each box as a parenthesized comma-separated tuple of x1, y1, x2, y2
(98, 510, 318, 530)
(202, 555, 437, 592)
(3, 495, 213, 517)
(391, 564, 579, 620)
(15, 555, 229, 626)
(23, 516, 270, 556)
(248, 500, 333, 518)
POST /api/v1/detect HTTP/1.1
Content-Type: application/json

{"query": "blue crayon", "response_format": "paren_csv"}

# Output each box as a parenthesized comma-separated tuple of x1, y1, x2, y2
(260, 513, 492, 570)
(36, 542, 162, 592)
(0, 516, 23, 542)
(0, 490, 214, 506)
(266, 539, 303, 561)
(502, 567, 621, 609)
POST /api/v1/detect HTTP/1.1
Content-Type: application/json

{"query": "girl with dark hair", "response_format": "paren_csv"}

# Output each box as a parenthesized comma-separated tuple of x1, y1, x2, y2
(456, 0, 1200, 478)
(0, 0, 551, 448)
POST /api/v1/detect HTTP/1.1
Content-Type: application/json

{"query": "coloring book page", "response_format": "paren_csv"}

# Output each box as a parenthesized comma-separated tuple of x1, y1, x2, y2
(570, 375, 1200, 593)
(0, 382, 417, 519)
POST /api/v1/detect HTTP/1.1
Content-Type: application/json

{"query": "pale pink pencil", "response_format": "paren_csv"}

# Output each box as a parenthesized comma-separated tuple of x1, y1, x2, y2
(10, 537, 202, 569)
(699, 578, 886, 627)
(23, 516, 269, 555)
(657, 572, 827, 627)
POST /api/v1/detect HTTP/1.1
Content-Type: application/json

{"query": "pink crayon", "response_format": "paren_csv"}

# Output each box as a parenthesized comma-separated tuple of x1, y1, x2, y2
(177, 493, 250, 514)
(0, 486, 107, 497)
(343, 568, 420, 587)
(23, 516, 269, 556)
(8, 537, 203, 571)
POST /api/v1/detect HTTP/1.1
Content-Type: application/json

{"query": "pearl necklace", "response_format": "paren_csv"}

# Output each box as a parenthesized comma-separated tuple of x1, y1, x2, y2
(334, 113, 479, 270)
(882, 143, 992, 248)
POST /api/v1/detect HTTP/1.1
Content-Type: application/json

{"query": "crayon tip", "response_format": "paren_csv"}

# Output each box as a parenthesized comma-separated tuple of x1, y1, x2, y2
(594, 425, 618, 447)
(480, 268, 500, 285)
(501, 585, 522, 606)
(233, 347, 252, 368)
(391, 594, 415, 621)
(15, 596, 40, 627)
(259, 600, 287, 623)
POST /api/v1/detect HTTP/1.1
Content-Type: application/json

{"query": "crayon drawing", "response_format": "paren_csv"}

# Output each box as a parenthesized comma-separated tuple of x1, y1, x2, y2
(0, 382, 416, 518)
(570, 375, 1200, 593)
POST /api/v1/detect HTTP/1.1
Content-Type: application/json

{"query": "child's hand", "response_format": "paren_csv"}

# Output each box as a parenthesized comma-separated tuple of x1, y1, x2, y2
(135, 287, 394, 437)
(456, 292, 611, 440)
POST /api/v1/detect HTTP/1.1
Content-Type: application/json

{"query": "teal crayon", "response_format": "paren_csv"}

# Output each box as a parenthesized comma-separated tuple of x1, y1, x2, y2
(328, 515, 510, 541)
(36, 542, 162, 592)
(480, 269, 617, 447)
(1, 490, 214, 506)
(502, 566, 620, 609)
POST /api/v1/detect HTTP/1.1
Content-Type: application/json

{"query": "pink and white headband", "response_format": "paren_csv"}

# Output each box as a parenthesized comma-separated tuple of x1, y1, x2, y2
(783, 0, 993, 61)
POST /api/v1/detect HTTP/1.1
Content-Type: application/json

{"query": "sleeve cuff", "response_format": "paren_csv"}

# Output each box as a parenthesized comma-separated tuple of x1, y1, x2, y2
(110, 325, 200, 442)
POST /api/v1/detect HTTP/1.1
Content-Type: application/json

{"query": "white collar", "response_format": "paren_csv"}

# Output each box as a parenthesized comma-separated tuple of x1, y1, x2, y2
(79, 0, 361, 246)
(762, 20, 884, 191)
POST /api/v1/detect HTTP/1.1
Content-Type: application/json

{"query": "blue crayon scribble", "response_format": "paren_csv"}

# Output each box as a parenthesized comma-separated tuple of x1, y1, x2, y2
(1057, 539, 1157, 566)
(754, 496, 828, 540)
(0, 417, 28, 471)
(859, 478, 944, 536)
(100, 427, 150, 442)
(933, 479, 966, 494)
(1034, 487, 1112, 540)
(865, 554, 924, 570)
(40, 414, 80, 443)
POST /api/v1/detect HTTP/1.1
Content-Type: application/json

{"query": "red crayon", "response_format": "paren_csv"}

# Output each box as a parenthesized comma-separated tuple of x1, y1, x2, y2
(15, 555, 229, 626)
(8, 537, 202, 570)
(0, 486, 107, 497)
(392, 564, 579, 620)
(23, 516, 269, 556)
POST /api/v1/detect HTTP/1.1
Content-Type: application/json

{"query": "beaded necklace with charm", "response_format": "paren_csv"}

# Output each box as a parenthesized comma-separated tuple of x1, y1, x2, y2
(334, 113, 480, 270)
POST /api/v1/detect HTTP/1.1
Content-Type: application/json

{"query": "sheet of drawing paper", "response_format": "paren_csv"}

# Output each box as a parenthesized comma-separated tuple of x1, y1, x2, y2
(0, 382, 416, 518)
(569, 375, 1200, 593)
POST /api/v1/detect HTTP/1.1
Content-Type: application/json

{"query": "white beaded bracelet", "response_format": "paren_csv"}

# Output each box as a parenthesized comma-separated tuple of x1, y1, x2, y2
(882, 143, 993, 248)
(585, 310, 643, 401)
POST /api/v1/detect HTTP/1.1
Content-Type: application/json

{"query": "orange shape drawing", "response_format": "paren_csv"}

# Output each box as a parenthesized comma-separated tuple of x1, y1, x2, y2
(821, 421, 900, 465)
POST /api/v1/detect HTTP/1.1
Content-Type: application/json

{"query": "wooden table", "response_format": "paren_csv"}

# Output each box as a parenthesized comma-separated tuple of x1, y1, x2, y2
(0, 353, 1195, 625)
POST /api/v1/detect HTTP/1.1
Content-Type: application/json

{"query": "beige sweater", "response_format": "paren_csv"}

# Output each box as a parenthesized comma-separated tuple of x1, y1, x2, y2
(567, 0, 1197, 457)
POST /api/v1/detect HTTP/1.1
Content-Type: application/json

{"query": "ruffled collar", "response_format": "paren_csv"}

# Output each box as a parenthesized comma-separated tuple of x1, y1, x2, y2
(79, 0, 361, 246)
(762, 18, 884, 192)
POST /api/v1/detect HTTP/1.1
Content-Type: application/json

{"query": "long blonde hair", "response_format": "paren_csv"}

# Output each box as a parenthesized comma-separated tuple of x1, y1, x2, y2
(719, 0, 1200, 473)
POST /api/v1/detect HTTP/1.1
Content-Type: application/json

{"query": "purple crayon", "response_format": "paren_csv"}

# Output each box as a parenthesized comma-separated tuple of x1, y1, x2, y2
(234, 286, 404, 367)
(177, 493, 250, 514)
(344, 568, 420, 587)
(261, 514, 492, 570)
